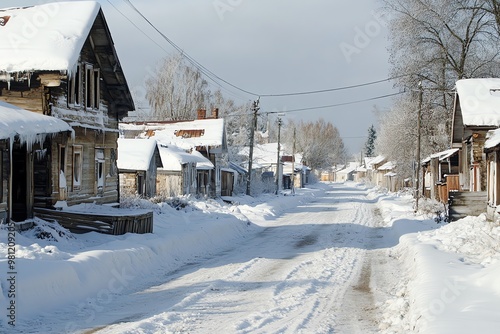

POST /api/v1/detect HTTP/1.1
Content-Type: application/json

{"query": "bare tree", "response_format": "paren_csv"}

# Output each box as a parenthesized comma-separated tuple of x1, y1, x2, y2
(282, 119, 346, 170)
(146, 53, 210, 121)
(378, 0, 500, 179)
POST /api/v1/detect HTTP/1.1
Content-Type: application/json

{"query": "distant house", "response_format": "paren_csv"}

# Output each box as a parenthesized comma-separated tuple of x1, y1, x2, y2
(238, 142, 283, 192)
(451, 78, 500, 192)
(0, 101, 72, 223)
(421, 148, 459, 202)
(335, 162, 358, 182)
(378, 161, 398, 192)
(0, 2, 154, 234)
(117, 138, 161, 198)
(365, 155, 387, 186)
(157, 144, 213, 197)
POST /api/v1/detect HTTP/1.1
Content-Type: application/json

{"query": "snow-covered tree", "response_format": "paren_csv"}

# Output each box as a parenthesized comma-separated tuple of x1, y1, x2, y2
(377, 0, 500, 179)
(364, 125, 377, 157)
(146, 53, 210, 121)
(282, 119, 346, 170)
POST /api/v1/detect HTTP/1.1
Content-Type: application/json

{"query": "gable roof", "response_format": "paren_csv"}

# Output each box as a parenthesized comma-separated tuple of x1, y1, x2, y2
(157, 144, 213, 172)
(0, 2, 99, 73)
(120, 119, 226, 151)
(0, 100, 72, 146)
(455, 78, 500, 127)
(0, 1, 134, 115)
(117, 138, 158, 171)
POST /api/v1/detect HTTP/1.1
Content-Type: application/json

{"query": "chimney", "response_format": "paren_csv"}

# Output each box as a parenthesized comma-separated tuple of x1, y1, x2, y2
(197, 108, 206, 119)
(211, 108, 219, 119)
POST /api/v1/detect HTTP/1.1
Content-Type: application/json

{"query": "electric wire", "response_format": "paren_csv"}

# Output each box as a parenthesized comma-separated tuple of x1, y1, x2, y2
(264, 91, 404, 114)
(110, 0, 407, 114)
(121, 0, 407, 100)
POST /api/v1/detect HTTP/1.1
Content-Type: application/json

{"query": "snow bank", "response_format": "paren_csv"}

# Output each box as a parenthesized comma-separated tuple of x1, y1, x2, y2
(0, 186, 322, 329)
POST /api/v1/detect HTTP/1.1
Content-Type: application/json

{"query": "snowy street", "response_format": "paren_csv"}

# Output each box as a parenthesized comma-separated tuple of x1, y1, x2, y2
(90, 184, 384, 333)
(3, 182, 500, 333)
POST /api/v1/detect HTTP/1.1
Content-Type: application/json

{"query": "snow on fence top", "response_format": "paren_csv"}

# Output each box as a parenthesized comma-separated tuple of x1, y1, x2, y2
(0, 1, 100, 73)
(0, 100, 72, 146)
(456, 78, 500, 127)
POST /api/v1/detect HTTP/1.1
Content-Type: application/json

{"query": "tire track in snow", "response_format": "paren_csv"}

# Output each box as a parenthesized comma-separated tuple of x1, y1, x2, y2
(89, 184, 380, 334)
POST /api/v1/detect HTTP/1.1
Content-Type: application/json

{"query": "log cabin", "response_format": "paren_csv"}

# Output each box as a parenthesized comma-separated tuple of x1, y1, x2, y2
(0, 2, 152, 233)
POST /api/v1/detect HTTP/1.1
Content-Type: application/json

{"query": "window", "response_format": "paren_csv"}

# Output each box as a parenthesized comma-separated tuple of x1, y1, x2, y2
(73, 145, 83, 190)
(68, 62, 100, 110)
(59, 145, 66, 188)
(95, 149, 105, 192)
(85, 64, 100, 110)
(68, 64, 81, 106)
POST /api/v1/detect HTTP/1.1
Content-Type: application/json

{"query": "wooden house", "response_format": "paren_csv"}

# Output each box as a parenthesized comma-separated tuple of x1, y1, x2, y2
(117, 138, 161, 198)
(157, 144, 212, 197)
(377, 161, 399, 192)
(365, 155, 387, 186)
(451, 78, 500, 192)
(120, 109, 228, 197)
(0, 101, 72, 223)
(421, 148, 459, 202)
(0, 2, 153, 233)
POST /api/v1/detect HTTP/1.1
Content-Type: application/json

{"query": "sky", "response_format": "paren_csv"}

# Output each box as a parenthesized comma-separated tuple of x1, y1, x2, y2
(1, 0, 397, 154)
(2, 182, 500, 332)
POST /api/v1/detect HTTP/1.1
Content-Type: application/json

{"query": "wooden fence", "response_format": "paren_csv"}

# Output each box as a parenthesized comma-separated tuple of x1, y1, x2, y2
(34, 208, 153, 235)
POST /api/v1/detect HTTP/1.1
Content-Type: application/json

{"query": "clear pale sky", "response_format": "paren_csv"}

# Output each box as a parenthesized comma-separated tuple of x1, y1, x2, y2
(1, 0, 397, 154)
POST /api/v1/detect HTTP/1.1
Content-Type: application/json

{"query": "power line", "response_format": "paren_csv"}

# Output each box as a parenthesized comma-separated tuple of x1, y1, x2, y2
(105, 0, 251, 102)
(122, 0, 260, 97)
(263, 91, 404, 114)
(117, 0, 409, 100)
(260, 75, 407, 97)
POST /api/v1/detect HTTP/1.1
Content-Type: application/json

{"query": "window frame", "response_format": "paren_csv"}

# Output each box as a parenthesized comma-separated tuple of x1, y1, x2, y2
(72, 145, 83, 191)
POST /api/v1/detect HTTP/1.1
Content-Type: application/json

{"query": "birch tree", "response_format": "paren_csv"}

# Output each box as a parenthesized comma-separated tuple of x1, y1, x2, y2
(146, 53, 210, 121)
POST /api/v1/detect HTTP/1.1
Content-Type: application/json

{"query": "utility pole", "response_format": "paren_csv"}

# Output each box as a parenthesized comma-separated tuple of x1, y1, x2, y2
(275, 117, 282, 195)
(291, 127, 296, 195)
(415, 82, 423, 212)
(246, 99, 259, 196)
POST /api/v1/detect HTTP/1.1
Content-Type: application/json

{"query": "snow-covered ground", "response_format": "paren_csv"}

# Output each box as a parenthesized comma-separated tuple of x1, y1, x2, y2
(1, 182, 500, 333)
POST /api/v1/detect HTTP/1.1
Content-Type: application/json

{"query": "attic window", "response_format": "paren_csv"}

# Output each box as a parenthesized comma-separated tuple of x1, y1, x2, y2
(0, 16, 10, 26)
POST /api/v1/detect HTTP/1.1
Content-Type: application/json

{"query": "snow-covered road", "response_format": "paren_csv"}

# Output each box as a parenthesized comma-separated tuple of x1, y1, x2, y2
(82, 184, 391, 334)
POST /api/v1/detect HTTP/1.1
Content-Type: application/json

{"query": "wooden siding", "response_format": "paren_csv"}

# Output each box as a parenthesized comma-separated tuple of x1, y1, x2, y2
(58, 127, 119, 206)
(157, 171, 183, 197)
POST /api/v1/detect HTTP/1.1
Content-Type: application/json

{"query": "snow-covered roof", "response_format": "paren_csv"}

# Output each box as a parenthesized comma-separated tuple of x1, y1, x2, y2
(117, 138, 157, 171)
(191, 150, 214, 170)
(0, 100, 72, 146)
(120, 119, 225, 151)
(0, 1, 100, 73)
(157, 144, 213, 172)
(239, 143, 283, 165)
(378, 161, 396, 171)
(422, 148, 459, 163)
(456, 78, 500, 127)
(365, 155, 386, 169)
(485, 129, 500, 149)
